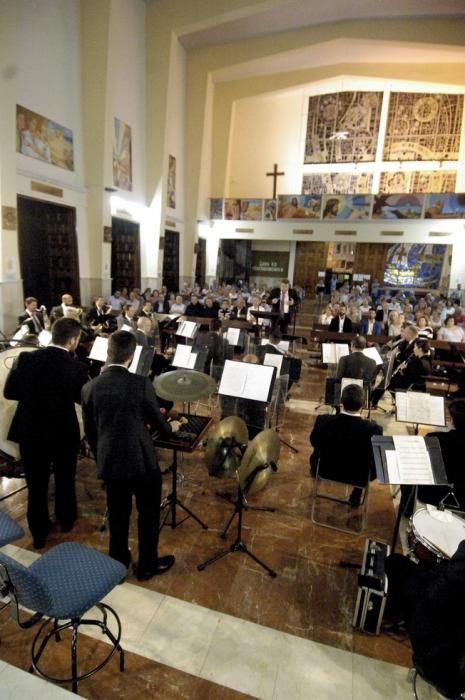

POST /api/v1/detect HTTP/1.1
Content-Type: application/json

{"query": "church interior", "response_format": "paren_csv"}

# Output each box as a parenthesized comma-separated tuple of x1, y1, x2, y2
(1, 1, 465, 698)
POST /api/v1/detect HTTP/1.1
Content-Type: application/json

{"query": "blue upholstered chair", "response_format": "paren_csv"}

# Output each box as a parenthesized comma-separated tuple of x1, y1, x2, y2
(0, 511, 24, 546)
(0, 518, 126, 694)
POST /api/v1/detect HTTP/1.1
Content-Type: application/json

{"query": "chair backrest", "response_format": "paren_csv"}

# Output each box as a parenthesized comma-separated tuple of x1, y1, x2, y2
(0, 551, 52, 614)
(0, 511, 24, 546)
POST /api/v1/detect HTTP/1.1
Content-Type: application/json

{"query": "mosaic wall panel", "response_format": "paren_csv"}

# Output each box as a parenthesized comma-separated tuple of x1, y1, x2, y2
(379, 170, 457, 193)
(302, 173, 373, 195)
(383, 93, 464, 161)
(304, 91, 383, 164)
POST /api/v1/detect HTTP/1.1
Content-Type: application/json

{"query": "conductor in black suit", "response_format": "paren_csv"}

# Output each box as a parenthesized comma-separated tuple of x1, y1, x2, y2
(269, 279, 299, 334)
(309, 384, 382, 505)
(81, 331, 181, 580)
(4, 318, 89, 548)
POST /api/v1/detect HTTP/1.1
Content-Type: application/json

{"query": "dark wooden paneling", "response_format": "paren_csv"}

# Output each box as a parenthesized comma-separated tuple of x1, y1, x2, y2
(111, 217, 141, 292)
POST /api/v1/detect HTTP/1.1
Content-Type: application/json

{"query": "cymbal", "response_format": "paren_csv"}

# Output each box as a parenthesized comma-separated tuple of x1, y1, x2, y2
(205, 417, 248, 477)
(155, 369, 216, 401)
(239, 429, 280, 496)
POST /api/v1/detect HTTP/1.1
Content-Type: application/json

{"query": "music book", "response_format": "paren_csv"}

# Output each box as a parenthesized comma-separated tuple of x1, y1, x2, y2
(121, 324, 134, 333)
(386, 435, 434, 485)
(176, 320, 197, 339)
(153, 312, 180, 322)
(89, 336, 108, 362)
(340, 377, 363, 394)
(218, 360, 276, 402)
(263, 352, 283, 377)
(226, 327, 241, 346)
(172, 344, 197, 369)
(128, 345, 143, 374)
(322, 343, 349, 364)
(38, 330, 52, 347)
(362, 346, 383, 365)
(260, 338, 289, 352)
(395, 391, 446, 427)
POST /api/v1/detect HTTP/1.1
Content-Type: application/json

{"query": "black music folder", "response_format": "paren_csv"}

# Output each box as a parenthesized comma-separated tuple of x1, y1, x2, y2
(371, 435, 448, 486)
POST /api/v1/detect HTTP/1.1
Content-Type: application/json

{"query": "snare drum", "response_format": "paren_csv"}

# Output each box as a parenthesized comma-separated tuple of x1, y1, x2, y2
(407, 507, 465, 565)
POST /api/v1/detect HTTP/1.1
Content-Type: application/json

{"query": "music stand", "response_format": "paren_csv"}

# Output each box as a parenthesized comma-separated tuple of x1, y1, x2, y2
(371, 435, 448, 552)
(394, 390, 446, 435)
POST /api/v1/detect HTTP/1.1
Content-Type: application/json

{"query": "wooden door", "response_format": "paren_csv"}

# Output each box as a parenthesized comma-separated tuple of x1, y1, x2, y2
(17, 196, 80, 309)
(162, 229, 179, 293)
(111, 217, 141, 292)
(294, 241, 329, 293)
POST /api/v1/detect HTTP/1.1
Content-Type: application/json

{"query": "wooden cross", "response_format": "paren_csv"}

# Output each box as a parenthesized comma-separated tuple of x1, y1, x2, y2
(266, 163, 285, 199)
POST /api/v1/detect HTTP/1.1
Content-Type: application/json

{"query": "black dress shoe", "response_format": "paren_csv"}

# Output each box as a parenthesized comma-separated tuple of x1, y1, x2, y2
(136, 555, 175, 581)
(32, 522, 53, 549)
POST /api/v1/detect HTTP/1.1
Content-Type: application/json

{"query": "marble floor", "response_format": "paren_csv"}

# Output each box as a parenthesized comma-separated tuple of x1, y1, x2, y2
(0, 299, 449, 698)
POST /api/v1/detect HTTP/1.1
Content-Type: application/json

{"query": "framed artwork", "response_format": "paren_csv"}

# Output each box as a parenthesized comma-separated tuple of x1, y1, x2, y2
(210, 199, 223, 220)
(305, 91, 383, 163)
(424, 193, 465, 219)
(321, 194, 371, 220)
(277, 195, 322, 219)
(16, 104, 74, 171)
(224, 199, 242, 220)
(167, 155, 176, 209)
(302, 172, 373, 195)
(372, 194, 424, 219)
(383, 93, 464, 161)
(264, 199, 277, 221)
(113, 118, 132, 191)
(379, 170, 457, 194)
(239, 199, 263, 221)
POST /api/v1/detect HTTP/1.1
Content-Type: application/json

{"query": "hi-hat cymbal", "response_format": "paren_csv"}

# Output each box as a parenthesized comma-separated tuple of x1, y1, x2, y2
(205, 417, 248, 477)
(155, 369, 217, 401)
(239, 429, 280, 496)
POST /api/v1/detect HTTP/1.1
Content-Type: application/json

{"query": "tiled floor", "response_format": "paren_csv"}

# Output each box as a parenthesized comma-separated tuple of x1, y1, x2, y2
(0, 299, 449, 698)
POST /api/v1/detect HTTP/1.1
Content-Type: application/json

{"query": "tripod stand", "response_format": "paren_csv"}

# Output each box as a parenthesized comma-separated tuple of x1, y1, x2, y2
(198, 467, 277, 578)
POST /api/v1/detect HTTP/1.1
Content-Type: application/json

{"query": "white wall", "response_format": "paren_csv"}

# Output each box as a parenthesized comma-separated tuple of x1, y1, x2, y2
(227, 92, 304, 198)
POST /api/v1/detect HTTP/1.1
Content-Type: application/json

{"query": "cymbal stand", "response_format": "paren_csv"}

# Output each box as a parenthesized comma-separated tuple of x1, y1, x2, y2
(198, 467, 277, 578)
(160, 447, 208, 531)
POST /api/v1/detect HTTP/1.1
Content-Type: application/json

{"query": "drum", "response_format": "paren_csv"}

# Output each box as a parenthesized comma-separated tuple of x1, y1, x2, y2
(407, 506, 465, 565)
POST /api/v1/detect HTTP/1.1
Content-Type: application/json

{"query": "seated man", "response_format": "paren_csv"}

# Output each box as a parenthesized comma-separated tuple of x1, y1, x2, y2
(384, 542, 465, 698)
(257, 330, 301, 393)
(371, 337, 431, 408)
(329, 302, 353, 334)
(334, 335, 377, 407)
(360, 307, 384, 336)
(310, 384, 383, 505)
(18, 296, 47, 335)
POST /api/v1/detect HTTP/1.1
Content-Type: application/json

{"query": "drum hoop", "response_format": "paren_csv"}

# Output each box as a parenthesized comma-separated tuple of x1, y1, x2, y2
(409, 508, 450, 559)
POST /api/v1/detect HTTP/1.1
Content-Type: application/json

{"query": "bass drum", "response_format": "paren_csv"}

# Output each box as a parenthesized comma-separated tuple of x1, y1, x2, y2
(408, 506, 465, 566)
(0, 346, 85, 462)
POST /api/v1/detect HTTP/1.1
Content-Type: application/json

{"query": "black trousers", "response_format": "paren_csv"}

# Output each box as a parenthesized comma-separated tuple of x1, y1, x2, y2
(105, 470, 162, 571)
(20, 439, 78, 542)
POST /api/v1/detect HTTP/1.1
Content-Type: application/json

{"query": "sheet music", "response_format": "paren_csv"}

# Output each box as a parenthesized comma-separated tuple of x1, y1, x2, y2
(322, 343, 349, 364)
(38, 330, 52, 347)
(362, 346, 383, 365)
(128, 345, 143, 374)
(260, 339, 289, 352)
(121, 324, 134, 332)
(226, 327, 241, 346)
(218, 360, 275, 402)
(172, 344, 197, 369)
(177, 320, 197, 338)
(89, 336, 108, 362)
(385, 450, 401, 484)
(392, 435, 434, 484)
(263, 352, 283, 377)
(395, 391, 446, 427)
(340, 377, 363, 394)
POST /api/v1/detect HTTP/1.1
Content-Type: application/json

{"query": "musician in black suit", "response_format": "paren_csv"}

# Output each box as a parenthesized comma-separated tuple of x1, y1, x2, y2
(328, 303, 353, 333)
(269, 279, 299, 334)
(85, 296, 113, 332)
(50, 293, 74, 323)
(17, 296, 46, 335)
(81, 331, 181, 580)
(336, 336, 377, 385)
(4, 318, 88, 548)
(310, 384, 382, 504)
(371, 337, 431, 408)
(384, 541, 465, 697)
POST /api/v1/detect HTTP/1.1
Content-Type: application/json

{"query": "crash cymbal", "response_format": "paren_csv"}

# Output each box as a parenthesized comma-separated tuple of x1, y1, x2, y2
(155, 369, 217, 401)
(205, 417, 248, 477)
(238, 429, 280, 496)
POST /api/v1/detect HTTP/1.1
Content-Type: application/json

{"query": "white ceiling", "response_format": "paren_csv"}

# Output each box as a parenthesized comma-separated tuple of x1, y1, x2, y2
(177, 0, 465, 49)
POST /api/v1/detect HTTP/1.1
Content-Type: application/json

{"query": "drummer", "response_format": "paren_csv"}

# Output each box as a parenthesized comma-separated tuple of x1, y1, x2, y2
(384, 541, 465, 697)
